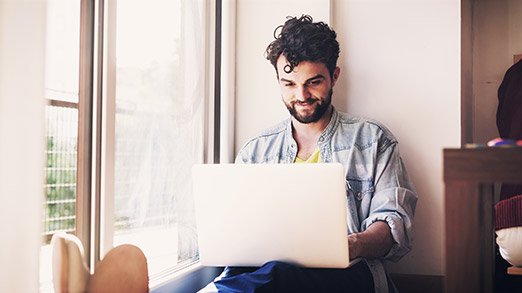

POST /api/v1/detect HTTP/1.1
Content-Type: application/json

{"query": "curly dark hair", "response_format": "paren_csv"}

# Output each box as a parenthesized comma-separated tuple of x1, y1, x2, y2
(265, 15, 340, 79)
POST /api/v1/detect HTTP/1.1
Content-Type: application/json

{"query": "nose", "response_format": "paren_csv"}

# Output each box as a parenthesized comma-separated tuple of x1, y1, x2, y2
(295, 85, 310, 102)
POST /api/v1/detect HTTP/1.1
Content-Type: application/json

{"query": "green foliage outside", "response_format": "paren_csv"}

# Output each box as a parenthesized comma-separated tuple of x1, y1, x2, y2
(44, 132, 77, 238)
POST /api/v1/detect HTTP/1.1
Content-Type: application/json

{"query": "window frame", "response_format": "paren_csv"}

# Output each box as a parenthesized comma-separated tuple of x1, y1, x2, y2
(76, 0, 96, 269)
(78, 0, 222, 283)
(41, 0, 228, 289)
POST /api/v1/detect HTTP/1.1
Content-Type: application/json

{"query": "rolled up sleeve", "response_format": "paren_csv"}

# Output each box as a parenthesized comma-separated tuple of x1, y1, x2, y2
(361, 143, 418, 262)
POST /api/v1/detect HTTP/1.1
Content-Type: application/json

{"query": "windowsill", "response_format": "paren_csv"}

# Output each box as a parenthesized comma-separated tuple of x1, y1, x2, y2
(41, 240, 221, 293)
(150, 262, 223, 293)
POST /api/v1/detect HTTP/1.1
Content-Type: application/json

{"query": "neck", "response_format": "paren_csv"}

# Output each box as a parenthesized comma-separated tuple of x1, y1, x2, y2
(291, 106, 333, 159)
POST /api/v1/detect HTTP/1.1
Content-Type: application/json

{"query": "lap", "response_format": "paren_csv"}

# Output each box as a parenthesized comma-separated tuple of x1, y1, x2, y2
(213, 260, 374, 293)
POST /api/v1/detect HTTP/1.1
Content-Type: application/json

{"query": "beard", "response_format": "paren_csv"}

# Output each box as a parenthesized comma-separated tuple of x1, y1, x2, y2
(284, 88, 333, 124)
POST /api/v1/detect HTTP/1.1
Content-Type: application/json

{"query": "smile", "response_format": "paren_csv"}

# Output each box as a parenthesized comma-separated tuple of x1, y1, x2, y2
(294, 99, 318, 107)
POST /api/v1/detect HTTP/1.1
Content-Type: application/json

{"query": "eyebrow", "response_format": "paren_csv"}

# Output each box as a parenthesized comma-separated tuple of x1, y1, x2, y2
(280, 74, 326, 84)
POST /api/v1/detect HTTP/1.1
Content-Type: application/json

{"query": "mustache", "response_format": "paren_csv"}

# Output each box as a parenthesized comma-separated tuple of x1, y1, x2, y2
(291, 98, 320, 106)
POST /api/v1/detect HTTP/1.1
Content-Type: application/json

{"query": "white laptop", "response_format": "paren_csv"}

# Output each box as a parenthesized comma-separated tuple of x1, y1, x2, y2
(191, 163, 351, 268)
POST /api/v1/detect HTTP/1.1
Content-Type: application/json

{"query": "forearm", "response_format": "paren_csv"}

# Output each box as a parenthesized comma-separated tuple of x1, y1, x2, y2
(348, 221, 394, 259)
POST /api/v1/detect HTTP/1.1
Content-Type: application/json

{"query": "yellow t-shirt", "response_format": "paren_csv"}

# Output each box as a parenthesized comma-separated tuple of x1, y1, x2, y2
(294, 148, 321, 163)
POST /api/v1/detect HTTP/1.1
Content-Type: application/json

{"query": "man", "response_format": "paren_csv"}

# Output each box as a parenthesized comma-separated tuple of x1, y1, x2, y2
(202, 15, 417, 293)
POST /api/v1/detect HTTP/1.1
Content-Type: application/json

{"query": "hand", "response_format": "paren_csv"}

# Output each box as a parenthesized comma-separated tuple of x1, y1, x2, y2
(348, 233, 361, 260)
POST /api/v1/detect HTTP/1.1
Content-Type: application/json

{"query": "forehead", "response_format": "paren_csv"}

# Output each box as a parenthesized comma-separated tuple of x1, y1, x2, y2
(276, 55, 330, 81)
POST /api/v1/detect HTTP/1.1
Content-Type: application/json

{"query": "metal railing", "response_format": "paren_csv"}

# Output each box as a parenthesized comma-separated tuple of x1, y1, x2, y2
(43, 101, 79, 242)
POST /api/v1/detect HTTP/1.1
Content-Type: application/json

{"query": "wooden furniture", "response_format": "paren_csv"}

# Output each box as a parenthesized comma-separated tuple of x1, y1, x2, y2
(443, 147, 522, 293)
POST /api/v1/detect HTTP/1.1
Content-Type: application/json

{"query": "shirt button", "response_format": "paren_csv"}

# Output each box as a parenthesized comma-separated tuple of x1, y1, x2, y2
(356, 192, 362, 199)
(319, 137, 324, 142)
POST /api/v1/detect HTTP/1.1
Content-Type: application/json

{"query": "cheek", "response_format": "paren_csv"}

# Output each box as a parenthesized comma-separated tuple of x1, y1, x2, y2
(312, 87, 330, 98)
(280, 88, 294, 101)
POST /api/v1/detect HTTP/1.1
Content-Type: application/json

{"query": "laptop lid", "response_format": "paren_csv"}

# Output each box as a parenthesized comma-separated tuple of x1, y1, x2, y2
(192, 163, 350, 268)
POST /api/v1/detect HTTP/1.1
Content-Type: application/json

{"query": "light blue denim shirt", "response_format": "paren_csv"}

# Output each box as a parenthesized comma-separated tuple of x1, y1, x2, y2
(235, 108, 418, 293)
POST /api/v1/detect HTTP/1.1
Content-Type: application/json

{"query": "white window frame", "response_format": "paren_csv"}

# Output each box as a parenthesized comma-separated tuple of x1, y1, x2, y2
(90, 0, 225, 288)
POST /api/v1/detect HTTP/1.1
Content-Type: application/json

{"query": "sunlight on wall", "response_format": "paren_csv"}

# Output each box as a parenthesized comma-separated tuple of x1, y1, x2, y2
(0, 0, 46, 291)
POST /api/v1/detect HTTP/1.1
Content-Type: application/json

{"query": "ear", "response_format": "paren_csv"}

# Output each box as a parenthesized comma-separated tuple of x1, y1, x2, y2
(331, 67, 341, 87)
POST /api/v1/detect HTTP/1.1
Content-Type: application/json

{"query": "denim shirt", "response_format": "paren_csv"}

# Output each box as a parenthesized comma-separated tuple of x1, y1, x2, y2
(235, 108, 418, 293)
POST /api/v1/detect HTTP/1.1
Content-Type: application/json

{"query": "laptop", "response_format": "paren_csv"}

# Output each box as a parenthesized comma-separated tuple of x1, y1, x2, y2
(191, 163, 351, 268)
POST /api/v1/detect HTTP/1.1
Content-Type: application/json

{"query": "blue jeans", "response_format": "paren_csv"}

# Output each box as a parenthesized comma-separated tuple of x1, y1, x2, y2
(214, 260, 374, 293)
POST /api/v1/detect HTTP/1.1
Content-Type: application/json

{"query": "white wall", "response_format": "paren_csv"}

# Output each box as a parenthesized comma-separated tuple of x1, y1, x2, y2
(234, 0, 331, 147)
(234, 0, 461, 276)
(0, 0, 47, 291)
(332, 0, 460, 276)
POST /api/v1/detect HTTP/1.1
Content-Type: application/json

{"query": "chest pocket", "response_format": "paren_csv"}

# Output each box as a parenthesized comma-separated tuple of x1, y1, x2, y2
(346, 178, 374, 201)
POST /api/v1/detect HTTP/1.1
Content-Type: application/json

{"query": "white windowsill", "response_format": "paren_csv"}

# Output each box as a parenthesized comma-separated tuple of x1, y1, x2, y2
(149, 261, 204, 290)
(150, 262, 223, 293)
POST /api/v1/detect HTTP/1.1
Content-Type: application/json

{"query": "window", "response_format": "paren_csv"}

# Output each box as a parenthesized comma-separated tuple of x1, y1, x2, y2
(41, 0, 81, 290)
(106, 0, 213, 281)
(44, 104, 79, 237)
(40, 0, 216, 290)
(44, 1, 81, 239)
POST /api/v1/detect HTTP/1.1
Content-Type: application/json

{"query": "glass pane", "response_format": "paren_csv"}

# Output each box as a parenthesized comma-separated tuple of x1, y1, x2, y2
(44, 0, 80, 103)
(41, 0, 81, 291)
(112, 0, 206, 277)
(44, 105, 78, 236)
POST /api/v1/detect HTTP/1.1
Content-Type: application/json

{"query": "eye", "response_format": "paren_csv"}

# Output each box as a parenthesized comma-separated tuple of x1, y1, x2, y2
(284, 82, 294, 87)
(308, 79, 321, 86)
